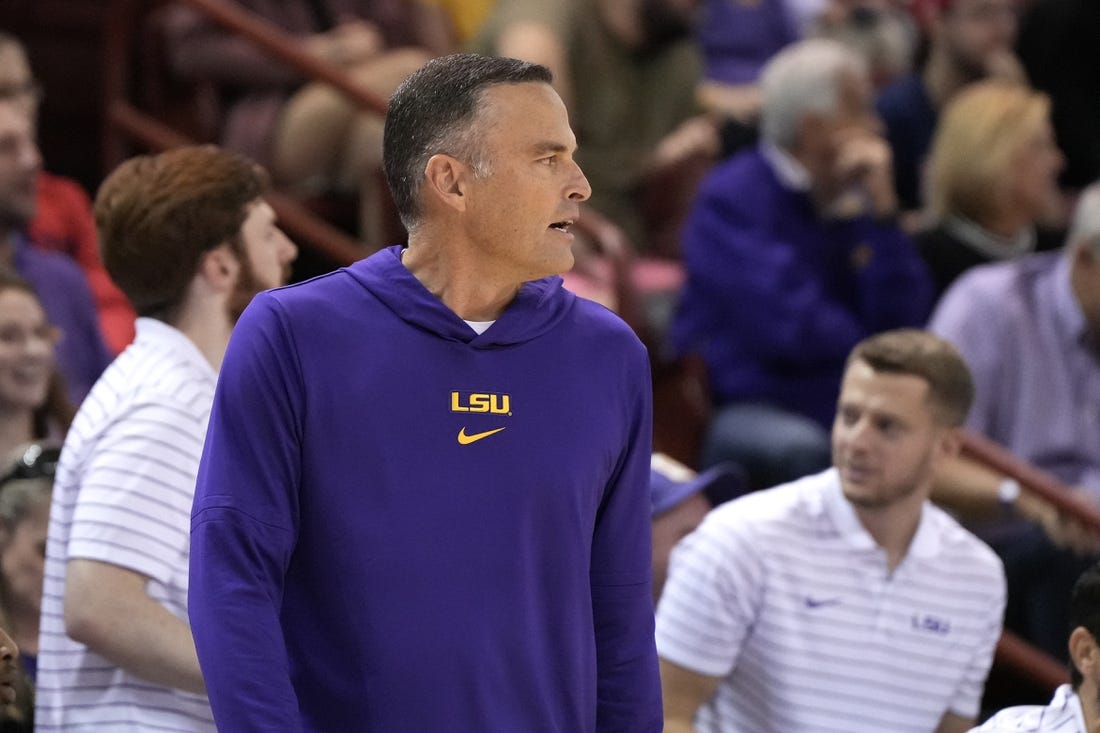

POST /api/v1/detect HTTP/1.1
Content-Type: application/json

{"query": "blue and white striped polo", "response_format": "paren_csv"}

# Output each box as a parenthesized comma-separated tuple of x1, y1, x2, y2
(656, 468, 1006, 733)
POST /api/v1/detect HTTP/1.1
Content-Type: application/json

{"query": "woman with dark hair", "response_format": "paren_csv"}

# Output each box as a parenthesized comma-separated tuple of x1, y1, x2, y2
(0, 273, 70, 730)
(0, 273, 74, 459)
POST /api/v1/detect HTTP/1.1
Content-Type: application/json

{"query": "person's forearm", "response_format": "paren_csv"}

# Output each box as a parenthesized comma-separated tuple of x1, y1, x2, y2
(931, 453, 1003, 519)
(86, 609, 204, 694)
(64, 561, 205, 694)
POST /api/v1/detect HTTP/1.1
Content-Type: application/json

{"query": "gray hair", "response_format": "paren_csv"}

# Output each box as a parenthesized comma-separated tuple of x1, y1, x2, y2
(1068, 182, 1100, 257)
(0, 442, 54, 533)
(759, 39, 869, 150)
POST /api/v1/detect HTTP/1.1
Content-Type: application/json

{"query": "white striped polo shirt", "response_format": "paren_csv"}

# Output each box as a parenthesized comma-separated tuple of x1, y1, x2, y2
(971, 685, 1086, 732)
(36, 318, 216, 731)
(656, 468, 1006, 733)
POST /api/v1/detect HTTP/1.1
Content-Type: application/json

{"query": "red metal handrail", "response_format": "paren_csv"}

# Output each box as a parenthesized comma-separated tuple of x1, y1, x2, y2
(173, 0, 389, 115)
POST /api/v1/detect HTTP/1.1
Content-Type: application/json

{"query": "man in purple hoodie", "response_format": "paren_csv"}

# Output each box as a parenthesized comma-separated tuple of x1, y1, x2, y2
(189, 53, 662, 731)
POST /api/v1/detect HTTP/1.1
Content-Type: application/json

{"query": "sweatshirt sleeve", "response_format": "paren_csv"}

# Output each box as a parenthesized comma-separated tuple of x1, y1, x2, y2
(590, 346, 663, 732)
(189, 293, 306, 730)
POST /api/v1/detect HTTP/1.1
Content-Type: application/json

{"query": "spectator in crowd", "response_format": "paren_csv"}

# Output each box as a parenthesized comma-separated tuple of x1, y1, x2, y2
(811, 0, 918, 89)
(928, 181, 1100, 659)
(972, 561, 1100, 732)
(0, 442, 58, 731)
(650, 453, 746, 602)
(470, 0, 719, 252)
(671, 38, 932, 490)
(189, 54, 661, 731)
(0, 273, 74, 460)
(34, 145, 297, 730)
(698, 0, 916, 161)
(0, 80, 110, 404)
(876, 0, 1024, 215)
(657, 328, 1006, 733)
(0, 32, 136, 355)
(918, 80, 1065, 298)
(694, 0, 798, 126)
(165, 0, 437, 250)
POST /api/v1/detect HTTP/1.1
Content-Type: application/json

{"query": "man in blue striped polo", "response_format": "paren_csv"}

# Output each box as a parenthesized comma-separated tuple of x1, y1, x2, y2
(657, 328, 1006, 733)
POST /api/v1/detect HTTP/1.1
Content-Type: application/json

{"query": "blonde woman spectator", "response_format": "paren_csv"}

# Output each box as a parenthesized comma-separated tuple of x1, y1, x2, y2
(918, 80, 1065, 297)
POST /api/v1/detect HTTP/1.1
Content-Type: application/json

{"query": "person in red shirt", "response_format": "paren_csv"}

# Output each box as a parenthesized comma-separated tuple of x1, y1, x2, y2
(0, 32, 136, 355)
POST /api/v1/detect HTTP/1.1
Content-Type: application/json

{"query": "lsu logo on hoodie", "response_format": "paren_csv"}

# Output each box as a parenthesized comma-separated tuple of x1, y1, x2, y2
(449, 391, 512, 416)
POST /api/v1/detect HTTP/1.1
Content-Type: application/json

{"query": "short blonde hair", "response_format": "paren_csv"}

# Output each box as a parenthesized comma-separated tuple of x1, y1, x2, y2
(926, 81, 1050, 223)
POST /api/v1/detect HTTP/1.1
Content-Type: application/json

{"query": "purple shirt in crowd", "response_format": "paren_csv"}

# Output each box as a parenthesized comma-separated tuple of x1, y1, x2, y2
(929, 251, 1100, 498)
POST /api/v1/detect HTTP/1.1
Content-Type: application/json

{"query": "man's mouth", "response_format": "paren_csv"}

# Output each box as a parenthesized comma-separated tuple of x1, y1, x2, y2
(549, 219, 573, 233)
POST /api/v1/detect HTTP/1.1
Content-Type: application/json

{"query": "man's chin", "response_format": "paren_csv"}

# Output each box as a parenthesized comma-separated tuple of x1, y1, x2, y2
(841, 483, 883, 509)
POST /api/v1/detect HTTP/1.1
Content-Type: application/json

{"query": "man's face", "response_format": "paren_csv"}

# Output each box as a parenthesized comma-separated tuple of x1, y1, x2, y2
(939, 0, 1017, 79)
(461, 83, 592, 284)
(0, 102, 40, 232)
(0, 44, 38, 119)
(801, 72, 882, 207)
(832, 359, 951, 512)
(226, 199, 298, 323)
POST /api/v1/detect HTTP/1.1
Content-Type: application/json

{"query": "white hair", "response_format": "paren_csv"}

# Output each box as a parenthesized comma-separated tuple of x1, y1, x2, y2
(759, 39, 869, 150)
(1068, 182, 1100, 257)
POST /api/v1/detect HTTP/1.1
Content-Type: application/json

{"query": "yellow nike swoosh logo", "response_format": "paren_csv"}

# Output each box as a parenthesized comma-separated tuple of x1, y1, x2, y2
(457, 427, 506, 445)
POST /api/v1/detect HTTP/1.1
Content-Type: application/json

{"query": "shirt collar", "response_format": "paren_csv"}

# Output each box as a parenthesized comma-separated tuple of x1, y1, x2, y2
(759, 141, 811, 192)
(941, 215, 1037, 261)
(1048, 253, 1091, 348)
(1051, 684, 1087, 730)
(820, 468, 941, 559)
(133, 317, 218, 382)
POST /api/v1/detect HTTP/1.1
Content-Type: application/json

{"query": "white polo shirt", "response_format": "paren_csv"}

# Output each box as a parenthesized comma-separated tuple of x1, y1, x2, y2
(656, 468, 1006, 733)
(971, 685, 1086, 732)
(36, 318, 216, 731)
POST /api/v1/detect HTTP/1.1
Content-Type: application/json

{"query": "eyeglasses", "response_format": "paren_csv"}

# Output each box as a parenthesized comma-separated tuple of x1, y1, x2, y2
(0, 444, 60, 489)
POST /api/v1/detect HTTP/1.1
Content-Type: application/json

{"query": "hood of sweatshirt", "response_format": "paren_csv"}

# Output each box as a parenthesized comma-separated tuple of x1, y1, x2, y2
(347, 245, 577, 348)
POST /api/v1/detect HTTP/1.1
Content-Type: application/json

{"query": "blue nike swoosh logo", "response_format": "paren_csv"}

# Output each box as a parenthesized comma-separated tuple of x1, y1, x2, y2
(804, 597, 842, 609)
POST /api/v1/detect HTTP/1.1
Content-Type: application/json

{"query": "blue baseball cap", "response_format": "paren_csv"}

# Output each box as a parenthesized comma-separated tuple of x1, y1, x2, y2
(650, 454, 747, 517)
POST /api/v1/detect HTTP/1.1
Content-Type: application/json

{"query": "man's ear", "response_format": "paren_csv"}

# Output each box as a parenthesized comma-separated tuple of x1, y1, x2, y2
(197, 245, 239, 292)
(1070, 626, 1097, 681)
(1074, 241, 1098, 272)
(937, 425, 962, 460)
(423, 153, 471, 214)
